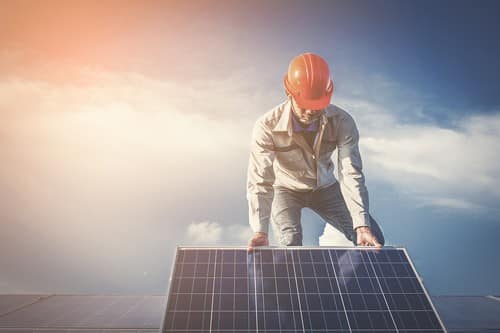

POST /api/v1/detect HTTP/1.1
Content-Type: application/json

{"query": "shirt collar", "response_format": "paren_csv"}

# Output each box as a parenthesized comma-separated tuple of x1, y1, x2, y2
(272, 99, 294, 135)
(272, 99, 327, 136)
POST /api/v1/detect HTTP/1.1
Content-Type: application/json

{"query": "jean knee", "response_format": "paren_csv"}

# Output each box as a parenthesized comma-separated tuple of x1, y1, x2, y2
(279, 231, 302, 246)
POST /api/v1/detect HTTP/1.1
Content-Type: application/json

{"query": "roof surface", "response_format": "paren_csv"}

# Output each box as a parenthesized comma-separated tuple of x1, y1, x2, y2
(0, 295, 498, 332)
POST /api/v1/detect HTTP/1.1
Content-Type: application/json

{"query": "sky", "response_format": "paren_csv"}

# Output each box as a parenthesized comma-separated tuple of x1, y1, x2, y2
(0, 0, 499, 296)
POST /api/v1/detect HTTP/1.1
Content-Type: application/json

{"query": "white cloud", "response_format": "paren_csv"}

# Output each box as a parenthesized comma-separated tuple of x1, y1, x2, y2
(1, 69, 498, 229)
(185, 221, 253, 245)
(415, 197, 483, 211)
(336, 97, 500, 211)
(0, 67, 276, 293)
(186, 221, 222, 244)
(226, 224, 254, 244)
(1, 64, 499, 294)
(0, 67, 275, 221)
(319, 226, 353, 247)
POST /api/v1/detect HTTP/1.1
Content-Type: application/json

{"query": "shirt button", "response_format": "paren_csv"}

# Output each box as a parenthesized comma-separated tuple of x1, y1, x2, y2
(312, 155, 316, 159)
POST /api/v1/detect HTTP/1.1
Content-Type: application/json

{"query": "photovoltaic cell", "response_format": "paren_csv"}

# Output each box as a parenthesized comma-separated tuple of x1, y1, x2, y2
(161, 247, 446, 332)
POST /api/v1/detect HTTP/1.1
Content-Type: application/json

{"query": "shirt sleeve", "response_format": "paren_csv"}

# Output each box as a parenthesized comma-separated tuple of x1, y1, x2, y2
(336, 113, 371, 230)
(246, 119, 276, 234)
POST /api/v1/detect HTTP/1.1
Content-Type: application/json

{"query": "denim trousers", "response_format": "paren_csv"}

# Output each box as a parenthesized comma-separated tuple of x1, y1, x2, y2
(271, 182, 385, 246)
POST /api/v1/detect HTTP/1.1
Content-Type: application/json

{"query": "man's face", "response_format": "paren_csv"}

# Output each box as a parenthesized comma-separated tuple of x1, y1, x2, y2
(290, 97, 323, 125)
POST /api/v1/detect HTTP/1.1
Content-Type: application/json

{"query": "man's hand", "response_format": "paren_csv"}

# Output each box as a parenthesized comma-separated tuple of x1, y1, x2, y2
(247, 232, 269, 251)
(356, 226, 382, 247)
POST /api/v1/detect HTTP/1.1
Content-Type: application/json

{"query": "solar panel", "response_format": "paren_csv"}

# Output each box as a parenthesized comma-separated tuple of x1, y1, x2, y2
(161, 247, 446, 332)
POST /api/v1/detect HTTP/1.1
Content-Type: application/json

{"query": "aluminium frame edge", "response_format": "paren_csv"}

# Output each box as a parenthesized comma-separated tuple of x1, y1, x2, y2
(175, 245, 400, 250)
(159, 246, 181, 333)
(402, 247, 448, 333)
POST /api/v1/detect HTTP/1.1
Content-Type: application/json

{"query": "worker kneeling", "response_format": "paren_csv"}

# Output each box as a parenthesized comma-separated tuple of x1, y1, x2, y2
(247, 53, 384, 249)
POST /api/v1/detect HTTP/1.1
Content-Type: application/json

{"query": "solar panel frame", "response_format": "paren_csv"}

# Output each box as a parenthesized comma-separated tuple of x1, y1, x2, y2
(160, 248, 182, 333)
(401, 247, 448, 332)
(160, 246, 447, 333)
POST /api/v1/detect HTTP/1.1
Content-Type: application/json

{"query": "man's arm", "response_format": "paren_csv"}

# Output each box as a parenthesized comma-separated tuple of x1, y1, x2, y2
(337, 112, 381, 247)
(247, 119, 276, 248)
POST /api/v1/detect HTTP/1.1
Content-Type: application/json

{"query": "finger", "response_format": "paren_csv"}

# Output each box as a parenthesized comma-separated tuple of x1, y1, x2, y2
(248, 238, 267, 251)
(368, 235, 381, 248)
(247, 242, 260, 252)
(247, 239, 256, 252)
(247, 243, 254, 252)
(258, 237, 268, 247)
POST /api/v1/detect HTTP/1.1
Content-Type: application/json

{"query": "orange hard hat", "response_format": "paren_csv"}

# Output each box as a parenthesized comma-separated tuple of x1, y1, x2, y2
(284, 53, 334, 110)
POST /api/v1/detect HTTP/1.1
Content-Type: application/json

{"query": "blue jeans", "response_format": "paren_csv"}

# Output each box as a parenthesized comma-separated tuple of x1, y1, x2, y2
(271, 182, 385, 246)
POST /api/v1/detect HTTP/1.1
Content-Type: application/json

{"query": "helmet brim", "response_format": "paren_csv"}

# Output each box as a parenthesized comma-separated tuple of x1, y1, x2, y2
(284, 75, 334, 110)
(293, 92, 333, 110)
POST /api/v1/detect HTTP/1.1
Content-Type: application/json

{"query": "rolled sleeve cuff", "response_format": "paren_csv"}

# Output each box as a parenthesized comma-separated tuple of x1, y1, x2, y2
(250, 220, 269, 234)
(248, 193, 272, 235)
(352, 213, 371, 230)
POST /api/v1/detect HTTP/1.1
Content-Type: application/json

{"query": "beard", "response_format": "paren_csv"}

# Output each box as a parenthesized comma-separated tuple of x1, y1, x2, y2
(298, 112, 321, 125)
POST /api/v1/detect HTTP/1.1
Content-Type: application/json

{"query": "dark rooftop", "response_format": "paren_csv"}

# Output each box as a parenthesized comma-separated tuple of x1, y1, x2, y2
(0, 295, 499, 332)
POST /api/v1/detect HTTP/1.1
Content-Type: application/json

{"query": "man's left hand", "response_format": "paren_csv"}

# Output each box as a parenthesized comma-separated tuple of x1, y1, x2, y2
(356, 226, 382, 247)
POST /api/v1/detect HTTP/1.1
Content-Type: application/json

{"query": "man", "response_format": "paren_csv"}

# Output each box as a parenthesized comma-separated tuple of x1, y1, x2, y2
(247, 52, 384, 249)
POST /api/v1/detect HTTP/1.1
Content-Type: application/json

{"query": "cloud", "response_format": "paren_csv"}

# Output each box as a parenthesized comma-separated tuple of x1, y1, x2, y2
(1, 62, 499, 294)
(415, 197, 483, 211)
(186, 221, 222, 244)
(185, 221, 253, 245)
(0, 66, 276, 293)
(226, 225, 255, 244)
(336, 96, 500, 211)
(0, 66, 274, 202)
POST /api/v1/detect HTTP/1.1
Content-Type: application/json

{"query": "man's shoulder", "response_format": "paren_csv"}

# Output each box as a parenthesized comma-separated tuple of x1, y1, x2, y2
(325, 103, 353, 119)
(325, 103, 358, 127)
(255, 100, 288, 129)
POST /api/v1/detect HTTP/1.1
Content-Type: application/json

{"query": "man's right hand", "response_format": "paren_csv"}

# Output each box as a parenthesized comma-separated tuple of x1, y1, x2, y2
(247, 232, 269, 251)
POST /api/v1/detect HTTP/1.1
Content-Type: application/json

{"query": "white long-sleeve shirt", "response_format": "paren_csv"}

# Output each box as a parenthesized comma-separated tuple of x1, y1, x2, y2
(246, 99, 370, 234)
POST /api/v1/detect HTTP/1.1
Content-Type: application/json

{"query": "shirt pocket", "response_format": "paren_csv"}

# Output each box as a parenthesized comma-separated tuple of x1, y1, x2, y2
(275, 144, 304, 171)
